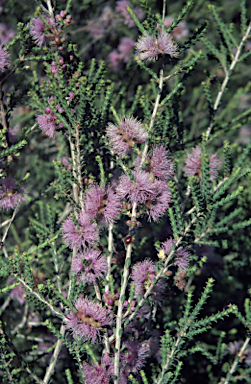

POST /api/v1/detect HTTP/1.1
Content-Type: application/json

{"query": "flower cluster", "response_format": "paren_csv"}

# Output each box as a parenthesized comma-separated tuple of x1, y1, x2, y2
(106, 116, 148, 158)
(115, 142, 174, 222)
(62, 212, 98, 250)
(71, 248, 107, 285)
(119, 341, 149, 383)
(161, 238, 190, 271)
(65, 296, 113, 343)
(184, 145, 221, 181)
(36, 100, 65, 138)
(0, 177, 26, 211)
(83, 183, 121, 226)
(82, 353, 114, 384)
(29, 14, 56, 46)
(135, 31, 178, 61)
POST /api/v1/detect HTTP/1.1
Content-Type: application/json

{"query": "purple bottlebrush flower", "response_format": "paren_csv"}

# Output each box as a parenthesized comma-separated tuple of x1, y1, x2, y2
(135, 31, 178, 61)
(65, 296, 113, 343)
(118, 37, 135, 62)
(36, 114, 56, 138)
(62, 212, 99, 250)
(120, 341, 149, 383)
(175, 248, 190, 271)
(227, 341, 243, 355)
(84, 183, 121, 226)
(161, 238, 190, 271)
(29, 14, 56, 46)
(131, 259, 156, 296)
(0, 177, 26, 211)
(82, 353, 114, 384)
(71, 248, 108, 284)
(7, 278, 27, 305)
(149, 144, 175, 181)
(184, 146, 221, 181)
(106, 116, 148, 157)
(148, 180, 172, 222)
(117, 170, 156, 205)
(0, 45, 10, 72)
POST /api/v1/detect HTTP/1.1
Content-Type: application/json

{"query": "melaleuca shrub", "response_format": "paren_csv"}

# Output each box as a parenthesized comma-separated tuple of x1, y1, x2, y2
(1, 1, 251, 384)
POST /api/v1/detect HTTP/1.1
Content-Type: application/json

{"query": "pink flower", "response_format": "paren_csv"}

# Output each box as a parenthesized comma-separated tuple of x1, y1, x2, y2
(135, 31, 178, 61)
(29, 14, 56, 46)
(65, 296, 113, 343)
(106, 116, 147, 157)
(71, 248, 107, 284)
(116, 170, 156, 205)
(0, 45, 10, 72)
(161, 238, 190, 271)
(82, 353, 113, 384)
(118, 37, 135, 62)
(148, 144, 174, 181)
(148, 180, 172, 222)
(184, 146, 221, 181)
(84, 184, 121, 226)
(62, 212, 99, 250)
(0, 177, 26, 211)
(120, 341, 148, 383)
(131, 259, 156, 296)
(36, 114, 56, 138)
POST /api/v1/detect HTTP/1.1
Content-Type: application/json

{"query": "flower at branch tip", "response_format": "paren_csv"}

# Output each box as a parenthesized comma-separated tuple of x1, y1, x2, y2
(84, 183, 121, 226)
(36, 114, 57, 138)
(65, 296, 113, 343)
(62, 212, 99, 250)
(71, 248, 107, 284)
(0, 177, 26, 211)
(120, 341, 149, 383)
(29, 14, 56, 46)
(161, 238, 190, 271)
(82, 353, 114, 384)
(106, 116, 148, 157)
(135, 31, 178, 61)
(149, 144, 175, 181)
(147, 180, 172, 222)
(184, 146, 221, 181)
(131, 259, 156, 296)
(117, 170, 156, 205)
(0, 45, 10, 72)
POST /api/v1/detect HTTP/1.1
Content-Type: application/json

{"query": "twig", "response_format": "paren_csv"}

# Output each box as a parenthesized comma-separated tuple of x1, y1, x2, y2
(113, 5, 166, 382)
(205, 22, 251, 141)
